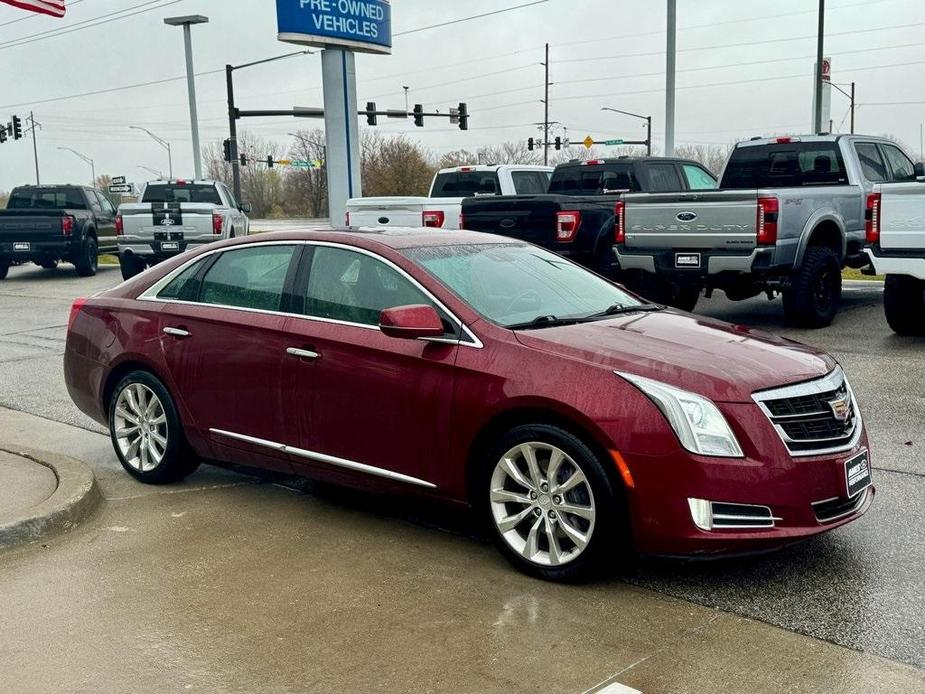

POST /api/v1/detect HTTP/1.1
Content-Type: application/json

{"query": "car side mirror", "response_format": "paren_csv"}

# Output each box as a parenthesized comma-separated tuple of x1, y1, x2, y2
(239, 202, 252, 214)
(379, 305, 445, 339)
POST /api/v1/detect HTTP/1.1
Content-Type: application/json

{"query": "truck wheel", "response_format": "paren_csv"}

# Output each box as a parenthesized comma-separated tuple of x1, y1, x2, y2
(0, 259, 9, 280)
(74, 237, 98, 277)
(783, 246, 841, 328)
(671, 286, 700, 312)
(119, 254, 146, 281)
(884, 275, 925, 336)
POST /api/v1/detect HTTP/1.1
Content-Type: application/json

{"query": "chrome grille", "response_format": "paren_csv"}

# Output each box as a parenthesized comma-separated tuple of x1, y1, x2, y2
(752, 367, 861, 456)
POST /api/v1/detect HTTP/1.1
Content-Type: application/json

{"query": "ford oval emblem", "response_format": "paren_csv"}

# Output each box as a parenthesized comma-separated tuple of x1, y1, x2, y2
(378, 217, 390, 224)
(499, 218, 517, 229)
(676, 211, 697, 222)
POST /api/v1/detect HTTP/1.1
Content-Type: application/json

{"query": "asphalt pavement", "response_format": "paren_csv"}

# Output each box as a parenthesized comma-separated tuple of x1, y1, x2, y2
(0, 256, 923, 679)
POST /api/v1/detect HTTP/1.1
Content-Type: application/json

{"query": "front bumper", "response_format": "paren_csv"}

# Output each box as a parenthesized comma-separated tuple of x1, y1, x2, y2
(615, 245, 776, 279)
(622, 404, 873, 556)
(865, 247, 925, 280)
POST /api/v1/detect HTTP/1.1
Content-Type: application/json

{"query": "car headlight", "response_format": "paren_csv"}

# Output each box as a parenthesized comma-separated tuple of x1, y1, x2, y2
(616, 372, 744, 458)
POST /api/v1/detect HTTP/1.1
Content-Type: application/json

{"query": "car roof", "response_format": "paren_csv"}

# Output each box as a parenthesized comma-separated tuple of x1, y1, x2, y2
(234, 227, 517, 251)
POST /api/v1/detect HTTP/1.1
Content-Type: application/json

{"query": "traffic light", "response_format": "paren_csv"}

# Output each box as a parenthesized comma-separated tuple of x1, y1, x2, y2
(240, 154, 248, 166)
(413, 104, 424, 127)
(223, 139, 233, 162)
(457, 102, 468, 131)
(554, 136, 562, 151)
(527, 137, 534, 151)
(366, 102, 377, 126)
(266, 156, 274, 168)
(11, 115, 22, 140)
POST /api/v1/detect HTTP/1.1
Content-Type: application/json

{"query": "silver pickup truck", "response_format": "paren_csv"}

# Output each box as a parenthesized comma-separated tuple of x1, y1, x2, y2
(117, 179, 250, 280)
(617, 135, 921, 327)
(865, 176, 925, 335)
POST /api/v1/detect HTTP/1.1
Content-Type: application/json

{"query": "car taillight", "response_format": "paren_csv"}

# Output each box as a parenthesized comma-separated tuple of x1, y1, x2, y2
(68, 298, 87, 331)
(556, 210, 582, 242)
(61, 215, 75, 236)
(756, 197, 779, 245)
(423, 210, 445, 228)
(458, 212, 465, 229)
(212, 213, 223, 235)
(115, 214, 123, 236)
(866, 192, 881, 244)
(614, 200, 626, 244)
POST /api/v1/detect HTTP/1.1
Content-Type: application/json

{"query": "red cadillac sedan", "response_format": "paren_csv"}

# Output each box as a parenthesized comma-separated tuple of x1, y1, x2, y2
(64, 229, 873, 581)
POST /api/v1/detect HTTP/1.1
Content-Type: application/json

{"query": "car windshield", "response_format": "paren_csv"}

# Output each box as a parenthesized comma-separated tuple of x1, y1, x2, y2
(404, 242, 645, 328)
(142, 184, 222, 204)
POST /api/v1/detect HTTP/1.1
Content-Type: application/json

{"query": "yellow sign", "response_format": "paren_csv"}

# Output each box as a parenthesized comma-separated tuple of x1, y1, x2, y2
(583, 135, 595, 149)
(277, 159, 292, 166)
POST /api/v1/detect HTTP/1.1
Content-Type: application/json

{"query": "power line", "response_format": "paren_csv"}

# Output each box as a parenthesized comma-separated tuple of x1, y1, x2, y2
(392, 0, 549, 37)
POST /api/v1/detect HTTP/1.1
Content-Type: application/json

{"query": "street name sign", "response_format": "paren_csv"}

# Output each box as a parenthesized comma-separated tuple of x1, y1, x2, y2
(604, 139, 625, 146)
(276, 0, 392, 54)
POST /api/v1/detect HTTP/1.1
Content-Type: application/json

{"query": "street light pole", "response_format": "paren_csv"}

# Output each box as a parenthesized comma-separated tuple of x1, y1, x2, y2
(165, 15, 209, 180)
(601, 107, 653, 156)
(813, 0, 826, 134)
(58, 147, 95, 186)
(543, 42, 550, 166)
(665, 0, 677, 156)
(138, 165, 166, 180)
(129, 126, 173, 179)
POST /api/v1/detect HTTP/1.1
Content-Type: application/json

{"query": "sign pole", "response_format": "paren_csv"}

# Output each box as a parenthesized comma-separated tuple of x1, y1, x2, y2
(322, 48, 362, 226)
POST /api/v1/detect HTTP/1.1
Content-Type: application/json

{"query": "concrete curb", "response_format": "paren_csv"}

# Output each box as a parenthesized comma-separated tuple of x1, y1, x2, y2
(0, 445, 101, 550)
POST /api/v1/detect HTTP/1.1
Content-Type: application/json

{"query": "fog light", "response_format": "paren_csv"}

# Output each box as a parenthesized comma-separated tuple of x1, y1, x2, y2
(688, 498, 712, 531)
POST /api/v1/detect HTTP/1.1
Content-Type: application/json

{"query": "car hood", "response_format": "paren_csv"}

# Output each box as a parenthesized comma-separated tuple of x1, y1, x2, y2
(514, 310, 836, 403)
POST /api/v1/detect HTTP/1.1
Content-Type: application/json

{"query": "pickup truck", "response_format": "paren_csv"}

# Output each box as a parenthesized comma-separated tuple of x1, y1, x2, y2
(117, 179, 250, 280)
(617, 135, 914, 326)
(460, 157, 718, 279)
(864, 171, 925, 335)
(0, 185, 118, 279)
(345, 165, 553, 230)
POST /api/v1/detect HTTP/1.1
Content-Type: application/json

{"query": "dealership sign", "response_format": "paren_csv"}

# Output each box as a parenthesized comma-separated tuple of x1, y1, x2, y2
(276, 0, 391, 54)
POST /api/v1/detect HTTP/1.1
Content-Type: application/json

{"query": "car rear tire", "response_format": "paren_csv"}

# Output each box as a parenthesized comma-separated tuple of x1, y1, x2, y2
(884, 274, 925, 336)
(0, 259, 9, 280)
(119, 253, 146, 280)
(108, 370, 201, 484)
(480, 424, 626, 582)
(74, 237, 98, 277)
(783, 246, 842, 328)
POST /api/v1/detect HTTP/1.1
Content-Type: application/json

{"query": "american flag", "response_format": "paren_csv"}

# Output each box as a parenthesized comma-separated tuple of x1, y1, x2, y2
(0, 0, 65, 18)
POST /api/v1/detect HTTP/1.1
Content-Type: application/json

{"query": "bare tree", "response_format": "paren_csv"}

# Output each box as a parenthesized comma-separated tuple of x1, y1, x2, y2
(0, 190, 8, 208)
(361, 132, 436, 196)
(674, 144, 732, 176)
(477, 140, 543, 166)
(438, 149, 479, 168)
(203, 133, 286, 217)
(284, 129, 328, 218)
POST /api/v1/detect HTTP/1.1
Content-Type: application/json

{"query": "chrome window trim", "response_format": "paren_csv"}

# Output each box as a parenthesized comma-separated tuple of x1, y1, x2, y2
(751, 366, 863, 457)
(210, 428, 437, 489)
(136, 239, 483, 349)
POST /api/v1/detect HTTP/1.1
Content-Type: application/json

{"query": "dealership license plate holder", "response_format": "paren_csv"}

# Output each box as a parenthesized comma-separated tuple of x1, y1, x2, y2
(675, 252, 701, 269)
(844, 449, 872, 497)
(13, 242, 30, 252)
(161, 241, 180, 252)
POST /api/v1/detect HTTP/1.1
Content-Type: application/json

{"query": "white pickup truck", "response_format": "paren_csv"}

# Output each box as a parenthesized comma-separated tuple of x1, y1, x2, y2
(864, 174, 925, 334)
(345, 165, 552, 230)
(116, 179, 250, 279)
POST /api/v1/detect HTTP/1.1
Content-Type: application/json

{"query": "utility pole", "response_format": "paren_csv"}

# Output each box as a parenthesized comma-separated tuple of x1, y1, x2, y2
(850, 81, 855, 134)
(813, 0, 825, 135)
(543, 42, 550, 166)
(665, 0, 677, 156)
(403, 85, 410, 114)
(227, 64, 242, 202)
(28, 111, 40, 184)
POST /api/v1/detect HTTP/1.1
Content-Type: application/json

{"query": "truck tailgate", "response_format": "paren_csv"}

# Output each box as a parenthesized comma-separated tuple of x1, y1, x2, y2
(622, 191, 759, 251)
(0, 212, 65, 242)
(878, 183, 925, 251)
(346, 197, 429, 227)
(120, 203, 216, 236)
(461, 196, 562, 245)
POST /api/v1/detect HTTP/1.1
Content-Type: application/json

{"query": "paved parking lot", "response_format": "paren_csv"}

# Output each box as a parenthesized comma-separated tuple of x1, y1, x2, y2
(0, 259, 923, 687)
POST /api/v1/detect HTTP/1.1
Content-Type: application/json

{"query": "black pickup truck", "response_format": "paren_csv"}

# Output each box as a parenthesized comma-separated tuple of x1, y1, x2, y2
(0, 185, 119, 279)
(460, 157, 718, 303)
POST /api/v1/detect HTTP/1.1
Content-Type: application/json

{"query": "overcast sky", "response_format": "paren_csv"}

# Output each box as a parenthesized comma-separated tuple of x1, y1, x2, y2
(0, 0, 923, 191)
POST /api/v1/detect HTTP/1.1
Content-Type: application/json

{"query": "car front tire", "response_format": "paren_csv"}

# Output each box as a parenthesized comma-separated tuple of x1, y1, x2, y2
(783, 246, 842, 328)
(108, 370, 200, 484)
(884, 274, 925, 336)
(481, 424, 626, 582)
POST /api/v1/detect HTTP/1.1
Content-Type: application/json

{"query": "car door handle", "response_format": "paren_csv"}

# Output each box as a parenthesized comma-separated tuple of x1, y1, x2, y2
(163, 327, 190, 338)
(286, 347, 320, 360)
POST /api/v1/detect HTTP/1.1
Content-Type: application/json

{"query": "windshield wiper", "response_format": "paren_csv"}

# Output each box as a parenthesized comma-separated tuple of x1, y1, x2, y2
(582, 302, 664, 321)
(505, 315, 583, 330)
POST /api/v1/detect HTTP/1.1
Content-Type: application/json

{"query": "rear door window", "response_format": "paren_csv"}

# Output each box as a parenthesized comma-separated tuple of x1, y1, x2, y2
(199, 245, 297, 312)
(157, 258, 209, 301)
(721, 142, 849, 188)
(510, 171, 550, 194)
(682, 164, 718, 190)
(648, 163, 683, 192)
(855, 143, 888, 182)
(431, 172, 501, 197)
(881, 144, 916, 182)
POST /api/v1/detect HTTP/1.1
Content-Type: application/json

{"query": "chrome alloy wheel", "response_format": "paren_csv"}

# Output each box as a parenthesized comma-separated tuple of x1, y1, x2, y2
(113, 383, 169, 472)
(489, 442, 596, 567)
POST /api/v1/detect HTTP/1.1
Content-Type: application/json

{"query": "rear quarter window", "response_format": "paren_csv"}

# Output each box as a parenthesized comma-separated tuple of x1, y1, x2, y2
(721, 143, 849, 188)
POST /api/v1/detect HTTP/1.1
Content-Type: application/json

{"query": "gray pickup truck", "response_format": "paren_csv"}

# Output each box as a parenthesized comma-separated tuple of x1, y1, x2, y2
(117, 180, 250, 280)
(617, 135, 919, 327)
